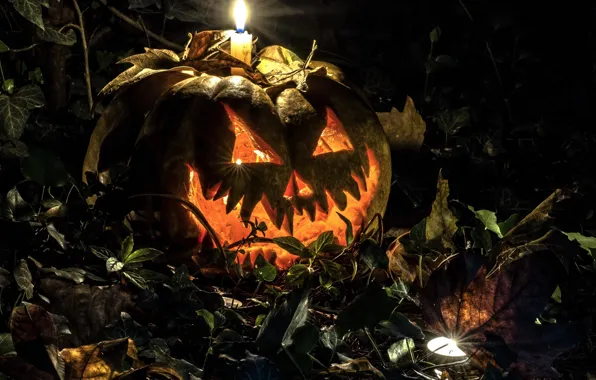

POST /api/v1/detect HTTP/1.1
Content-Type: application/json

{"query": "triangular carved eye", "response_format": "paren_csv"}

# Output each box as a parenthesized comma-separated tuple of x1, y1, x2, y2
(223, 103, 284, 165)
(312, 107, 354, 156)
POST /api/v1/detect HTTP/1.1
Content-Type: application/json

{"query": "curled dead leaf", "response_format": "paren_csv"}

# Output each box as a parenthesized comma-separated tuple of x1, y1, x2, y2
(60, 338, 140, 379)
(39, 278, 134, 346)
(426, 171, 457, 253)
(376, 97, 426, 151)
(419, 252, 591, 378)
(329, 357, 385, 378)
(10, 303, 65, 379)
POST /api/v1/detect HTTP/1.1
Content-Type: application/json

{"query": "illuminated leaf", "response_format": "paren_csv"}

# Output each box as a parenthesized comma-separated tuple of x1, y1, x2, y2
(107, 257, 124, 273)
(286, 264, 309, 287)
(12, 0, 45, 30)
(14, 259, 34, 299)
(376, 97, 426, 151)
(0, 40, 9, 53)
(425, 171, 457, 252)
(36, 26, 77, 46)
(419, 252, 590, 378)
(328, 357, 384, 378)
(99, 48, 182, 96)
(0, 84, 45, 139)
(272, 236, 306, 256)
(562, 231, 596, 257)
(387, 338, 414, 363)
(254, 254, 277, 282)
(336, 212, 354, 245)
(60, 338, 138, 379)
(196, 309, 215, 332)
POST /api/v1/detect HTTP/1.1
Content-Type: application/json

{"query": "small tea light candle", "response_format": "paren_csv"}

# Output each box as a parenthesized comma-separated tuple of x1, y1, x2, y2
(231, 0, 252, 68)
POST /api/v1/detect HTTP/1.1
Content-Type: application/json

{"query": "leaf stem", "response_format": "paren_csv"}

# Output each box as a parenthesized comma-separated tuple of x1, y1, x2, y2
(365, 327, 386, 367)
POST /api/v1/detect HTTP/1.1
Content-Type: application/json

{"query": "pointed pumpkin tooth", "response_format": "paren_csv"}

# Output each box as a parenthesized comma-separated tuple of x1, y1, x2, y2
(285, 204, 294, 235)
(274, 206, 285, 229)
(314, 191, 329, 214)
(304, 201, 316, 222)
(344, 176, 361, 200)
(239, 192, 261, 220)
(330, 189, 348, 211)
(213, 183, 230, 201)
(225, 186, 244, 214)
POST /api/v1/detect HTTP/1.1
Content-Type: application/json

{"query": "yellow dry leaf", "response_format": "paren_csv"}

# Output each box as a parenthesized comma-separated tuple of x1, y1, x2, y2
(425, 171, 457, 252)
(60, 338, 139, 380)
(376, 97, 426, 151)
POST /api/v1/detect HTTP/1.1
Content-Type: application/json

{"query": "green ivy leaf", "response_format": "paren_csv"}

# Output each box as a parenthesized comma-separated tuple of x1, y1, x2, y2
(319, 259, 347, 281)
(387, 338, 415, 363)
(0, 85, 45, 139)
(497, 213, 520, 236)
(196, 309, 215, 332)
(12, 0, 45, 30)
(21, 147, 69, 187)
(0, 333, 15, 356)
(0, 40, 9, 53)
(358, 238, 389, 270)
(121, 235, 134, 261)
(254, 254, 277, 282)
(336, 212, 354, 245)
(106, 257, 124, 273)
(255, 314, 266, 327)
(288, 324, 319, 354)
(123, 270, 149, 290)
(286, 264, 309, 287)
(123, 248, 163, 265)
(14, 259, 33, 299)
(466, 206, 502, 238)
(272, 236, 306, 256)
(429, 27, 441, 43)
(471, 225, 492, 252)
(309, 231, 334, 254)
(89, 246, 114, 260)
(36, 26, 77, 46)
(562, 231, 596, 257)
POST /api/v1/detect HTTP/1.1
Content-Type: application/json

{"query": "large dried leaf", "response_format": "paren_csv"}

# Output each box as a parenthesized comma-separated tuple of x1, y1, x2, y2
(418, 252, 591, 378)
(425, 171, 457, 252)
(183, 30, 233, 61)
(99, 48, 182, 96)
(256, 45, 326, 89)
(376, 97, 426, 151)
(328, 357, 384, 378)
(10, 303, 65, 379)
(60, 338, 139, 379)
(14, 259, 34, 299)
(488, 189, 570, 276)
(39, 278, 134, 346)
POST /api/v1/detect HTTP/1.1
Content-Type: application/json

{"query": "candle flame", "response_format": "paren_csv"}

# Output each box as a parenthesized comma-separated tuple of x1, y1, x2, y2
(233, 0, 248, 33)
(235, 158, 243, 165)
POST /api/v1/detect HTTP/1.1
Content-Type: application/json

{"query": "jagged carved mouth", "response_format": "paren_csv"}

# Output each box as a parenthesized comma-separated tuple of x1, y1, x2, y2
(186, 148, 380, 269)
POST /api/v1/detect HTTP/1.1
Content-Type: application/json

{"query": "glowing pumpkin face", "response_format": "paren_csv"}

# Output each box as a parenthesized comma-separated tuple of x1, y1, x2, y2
(128, 73, 390, 268)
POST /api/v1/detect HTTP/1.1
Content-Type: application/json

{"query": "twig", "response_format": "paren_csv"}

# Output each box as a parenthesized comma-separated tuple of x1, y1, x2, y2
(98, 0, 184, 51)
(68, 0, 93, 113)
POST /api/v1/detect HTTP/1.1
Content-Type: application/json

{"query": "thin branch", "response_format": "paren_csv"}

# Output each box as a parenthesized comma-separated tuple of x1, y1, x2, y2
(70, 0, 93, 113)
(98, 0, 184, 51)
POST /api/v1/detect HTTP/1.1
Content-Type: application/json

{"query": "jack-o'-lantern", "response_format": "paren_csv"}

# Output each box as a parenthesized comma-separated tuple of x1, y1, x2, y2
(83, 31, 391, 269)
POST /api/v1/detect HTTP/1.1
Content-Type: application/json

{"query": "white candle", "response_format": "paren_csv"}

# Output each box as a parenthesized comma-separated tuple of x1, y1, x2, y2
(231, 0, 252, 67)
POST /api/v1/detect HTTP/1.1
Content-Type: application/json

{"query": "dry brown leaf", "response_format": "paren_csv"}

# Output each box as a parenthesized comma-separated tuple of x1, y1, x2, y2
(99, 48, 181, 97)
(376, 97, 426, 151)
(329, 357, 385, 378)
(386, 231, 417, 285)
(309, 61, 344, 83)
(10, 303, 65, 379)
(113, 364, 183, 379)
(425, 171, 457, 252)
(39, 278, 134, 346)
(488, 189, 571, 276)
(419, 252, 590, 378)
(60, 338, 139, 379)
(183, 30, 234, 61)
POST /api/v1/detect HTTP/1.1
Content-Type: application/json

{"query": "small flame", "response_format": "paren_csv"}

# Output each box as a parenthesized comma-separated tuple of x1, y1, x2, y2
(235, 158, 243, 165)
(233, 0, 248, 33)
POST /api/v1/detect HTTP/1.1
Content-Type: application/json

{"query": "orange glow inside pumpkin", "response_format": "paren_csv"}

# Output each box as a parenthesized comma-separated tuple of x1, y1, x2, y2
(186, 106, 381, 269)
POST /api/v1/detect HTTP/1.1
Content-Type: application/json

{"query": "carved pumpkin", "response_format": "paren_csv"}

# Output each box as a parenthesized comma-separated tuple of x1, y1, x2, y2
(83, 33, 391, 268)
